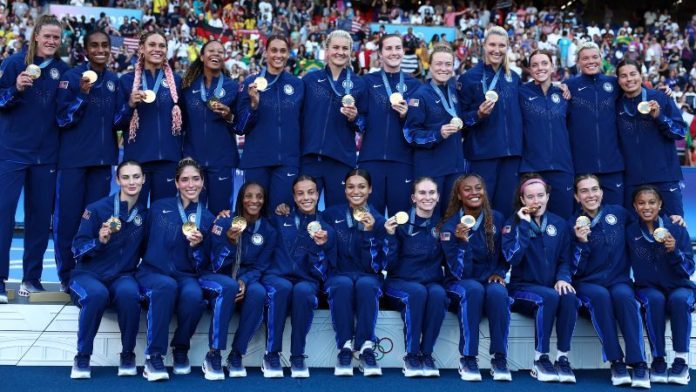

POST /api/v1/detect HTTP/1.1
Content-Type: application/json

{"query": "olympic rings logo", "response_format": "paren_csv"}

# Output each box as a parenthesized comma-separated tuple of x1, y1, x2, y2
(373, 337, 393, 361)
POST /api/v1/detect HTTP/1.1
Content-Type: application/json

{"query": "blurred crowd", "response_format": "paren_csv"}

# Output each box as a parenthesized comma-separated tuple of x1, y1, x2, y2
(1, 0, 696, 163)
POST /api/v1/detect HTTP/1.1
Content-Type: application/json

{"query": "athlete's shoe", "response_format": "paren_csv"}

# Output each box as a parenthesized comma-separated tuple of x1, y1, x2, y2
(421, 353, 440, 377)
(262, 352, 284, 378)
(143, 355, 169, 382)
(117, 352, 137, 376)
(202, 350, 225, 381)
(290, 355, 310, 378)
(459, 356, 482, 381)
(490, 353, 512, 381)
(172, 348, 191, 375)
(650, 357, 668, 383)
(668, 358, 690, 385)
(610, 360, 632, 386)
(631, 362, 651, 389)
(70, 353, 91, 379)
(227, 350, 246, 378)
(334, 348, 354, 376)
(0, 281, 8, 304)
(19, 280, 45, 296)
(402, 353, 423, 377)
(358, 348, 382, 376)
(531, 354, 559, 382)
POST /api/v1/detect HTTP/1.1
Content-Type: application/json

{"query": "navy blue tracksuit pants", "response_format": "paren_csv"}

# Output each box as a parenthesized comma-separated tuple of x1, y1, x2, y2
(301, 155, 353, 208)
(0, 161, 56, 282)
(198, 273, 238, 351)
(636, 287, 695, 357)
(510, 284, 579, 353)
(231, 281, 266, 354)
(200, 166, 235, 216)
(138, 161, 178, 205)
(447, 279, 511, 356)
(469, 157, 520, 218)
(384, 279, 448, 355)
(136, 270, 206, 355)
(575, 282, 646, 364)
(262, 275, 318, 356)
(70, 273, 140, 355)
(325, 273, 381, 349)
(244, 165, 298, 214)
(54, 166, 112, 284)
(358, 161, 413, 216)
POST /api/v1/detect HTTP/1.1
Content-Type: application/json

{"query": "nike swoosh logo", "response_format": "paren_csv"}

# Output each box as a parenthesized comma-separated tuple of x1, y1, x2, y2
(566, 186, 573, 191)
(162, 210, 173, 214)
(634, 236, 643, 241)
(409, 231, 420, 237)
(166, 178, 175, 182)
(287, 173, 296, 177)
(318, 78, 327, 82)
(435, 100, 441, 103)
(283, 223, 293, 227)
(578, 86, 589, 91)
(334, 219, 345, 224)
(669, 187, 679, 192)
(619, 111, 626, 115)
(528, 96, 539, 101)
(192, 89, 200, 93)
(405, 179, 412, 183)
(49, 169, 56, 173)
(616, 183, 623, 188)
(218, 176, 229, 181)
(372, 84, 383, 88)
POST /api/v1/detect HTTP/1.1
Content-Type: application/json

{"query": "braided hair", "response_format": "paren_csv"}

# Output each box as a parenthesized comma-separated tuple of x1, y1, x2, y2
(182, 40, 230, 89)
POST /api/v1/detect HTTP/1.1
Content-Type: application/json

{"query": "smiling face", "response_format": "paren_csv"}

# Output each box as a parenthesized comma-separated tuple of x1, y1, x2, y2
(201, 41, 224, 72)
(242, 184, 264, 219)
(35, 24, 61, 58)
(345, 174, 371, 208)
(139, 33, 167, 67)
(176, 166, 204, 203)
(574, 178, 603, 213)
(458, 176, 485, 211)
(484, 33, 507, 67)
(265, 38, 289, 73)
(293, 179, 318, 215)
(617, 63, 642, 96)
(520, 182, 549, 217)
(411, 179, 439, 215)
(116, 164, 145, 198)
(86, 32, 110, 67)
(430, 51, 454, 84)
(380, 36, 404, 72)
(529, 52, 553, 84)
(326, 36, 351, 69)
(578, 47, 601, 75)
(633, 190, 662, 223)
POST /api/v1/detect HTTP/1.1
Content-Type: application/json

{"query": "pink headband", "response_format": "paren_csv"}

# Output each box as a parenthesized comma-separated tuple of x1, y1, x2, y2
(520, 179, 546, 193)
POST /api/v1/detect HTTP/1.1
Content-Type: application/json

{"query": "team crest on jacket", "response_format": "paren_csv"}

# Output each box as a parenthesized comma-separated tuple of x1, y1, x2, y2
(284, 84, 294, 95)
(107, 81, 116, 92)
(187, 213, 196, 223)
(546, 224, 557, 236)
(215, 88, 226, 98)
(431, 227, 439, 238)
(396, 82, 407, 92)
(50, 68, 60, 80)
(161, 79, 169, 88)
(551, 93, 560, 103)
(341, 79, 354, 89)
(133, 215, 143, 226)
(605, 214, 617, 225)
(603, 82, 613, 92)
(252, 233, 264, 245)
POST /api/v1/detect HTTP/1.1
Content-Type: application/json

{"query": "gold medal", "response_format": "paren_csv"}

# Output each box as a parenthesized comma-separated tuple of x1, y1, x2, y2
(254, 76, 268, 91)
(637, 101, 650, 114)
(394, 211, 409, 225)
(576, 216, 591, 228)
(26, 64, 41, 79)
(142, 90, 156, 103)
(341, 94, 355, 107)
(653, 227, 669, 243)
(460, 215, 477, 228)
(450, 117, 464, 130)
(389, 92, 403, 105)
(182, 222, 197, 236)
(207, 97, 219, 110)
(106, 217, 122, 233)
(307, 221, 322, 237)
(485, 90, 499, 102)
(82, 70, 98, 84)
(352, 206, 368, 222)
(231, 216, 248, 232)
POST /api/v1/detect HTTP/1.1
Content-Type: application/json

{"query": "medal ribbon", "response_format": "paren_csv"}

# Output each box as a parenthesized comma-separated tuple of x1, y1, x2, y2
(429, 80, 458, 118)
(528, 213, 548, 238)
(199, 75, 224, 103)
(326, 67, 352, 98)
(232, 219, 261, 279)
(38, 58, 53, 69)
(622, 87, 648, 117)
(260, 67, 282, 90)
(380, 70, 405, 98)
(481, 67, 501, 93)
(457, 209, 483, 240)
(406, 207, 432, 236)
(639, 216, 664, 243)
(141, 69, 164, 95)
(113, 193, 139, 222)
(176, 194, 202, 228)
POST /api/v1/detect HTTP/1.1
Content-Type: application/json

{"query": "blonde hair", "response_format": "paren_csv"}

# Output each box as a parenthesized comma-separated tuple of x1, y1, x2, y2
(483, 26, 510, 78)
(324, 29, 353, 51)
(128, 31, 182, 142)
(576, 41, 600, 61)
(428, 44, 454, 65)
(25, 14, 62, 66)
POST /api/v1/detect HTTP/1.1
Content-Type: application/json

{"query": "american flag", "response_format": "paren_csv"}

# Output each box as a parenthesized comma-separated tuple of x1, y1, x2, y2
(110, 35, 140, 56)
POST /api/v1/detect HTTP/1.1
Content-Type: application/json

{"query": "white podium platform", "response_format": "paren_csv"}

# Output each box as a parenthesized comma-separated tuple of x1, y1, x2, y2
(1, 303, 695, 370)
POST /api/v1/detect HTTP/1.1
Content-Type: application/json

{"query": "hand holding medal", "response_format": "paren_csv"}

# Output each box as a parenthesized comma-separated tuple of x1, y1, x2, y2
(226, 216, 247, 244)
(574, 216, 591, 243)
(352, 206, 375, 231)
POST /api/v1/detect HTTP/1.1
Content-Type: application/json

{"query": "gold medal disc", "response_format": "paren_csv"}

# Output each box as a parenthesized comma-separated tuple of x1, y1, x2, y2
(254, 77, 268, 91)
(182, 222, 197, 236)
(653, 227, 669, 243)
(231, 216, 248, 232)
(352, 206, 368, 222)
(307, 221, 322, 237)
(576, 216, 591, 228)
(389, 92, 404, 105)
(107, 217, 122, 233)
(485, 90, 499, 102)
(26, 64, 41, 79)
(142, 90, 156, 103)
(450, 117, 464, 130)
(207, 97, 219, 110)
(82, 70, 98, 84)
(394, 211, 409, 225)
(637, 101, 651, 114)
(341, 94, 355, 107)
(460, 215, 477, 228)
